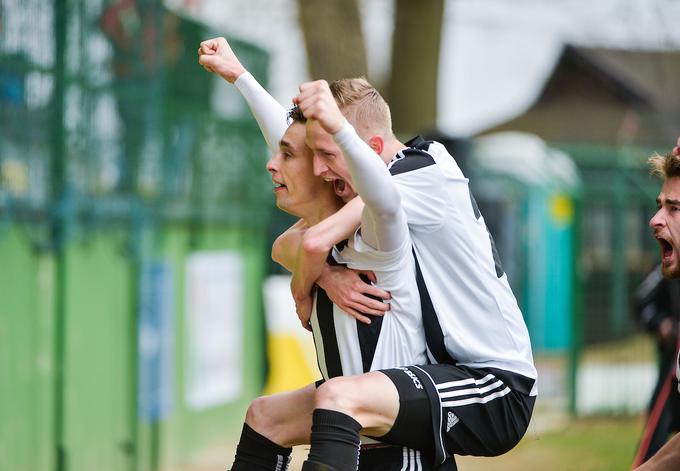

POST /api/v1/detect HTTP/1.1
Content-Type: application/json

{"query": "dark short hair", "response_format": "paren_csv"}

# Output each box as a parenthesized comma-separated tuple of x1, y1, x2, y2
(287, 105, 306, 124)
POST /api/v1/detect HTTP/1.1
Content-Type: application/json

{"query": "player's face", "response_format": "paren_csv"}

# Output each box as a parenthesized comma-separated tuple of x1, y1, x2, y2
(266, 123, 333, 217)
(305, 119, 357, 203)
(651, 177, 680, 278)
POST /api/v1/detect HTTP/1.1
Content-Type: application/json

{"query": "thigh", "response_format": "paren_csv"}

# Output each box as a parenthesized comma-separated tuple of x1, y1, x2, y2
(316, 371, 400, 437)
(373, 368, 433, 454)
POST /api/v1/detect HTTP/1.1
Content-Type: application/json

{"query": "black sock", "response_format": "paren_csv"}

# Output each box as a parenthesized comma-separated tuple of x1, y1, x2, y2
(230, 423, 291, 471)
(304, 409, 362, 471)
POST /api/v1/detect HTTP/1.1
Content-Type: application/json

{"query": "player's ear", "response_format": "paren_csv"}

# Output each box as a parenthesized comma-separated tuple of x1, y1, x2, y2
(368, 135, 384, 155)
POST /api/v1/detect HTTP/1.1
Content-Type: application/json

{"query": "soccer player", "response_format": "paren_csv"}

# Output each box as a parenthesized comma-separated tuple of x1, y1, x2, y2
(289, 79, 536, 471)
(634, 136, 680, 471)
(199, 37, 447, 470)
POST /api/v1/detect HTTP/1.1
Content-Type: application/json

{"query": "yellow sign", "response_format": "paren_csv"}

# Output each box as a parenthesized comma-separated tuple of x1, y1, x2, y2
(550, 194, 574, 228)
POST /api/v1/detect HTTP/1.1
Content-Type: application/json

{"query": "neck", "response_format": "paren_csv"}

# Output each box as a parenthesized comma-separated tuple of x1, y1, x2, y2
(301, 197, 344, 226)
(380, 136, 407, 164)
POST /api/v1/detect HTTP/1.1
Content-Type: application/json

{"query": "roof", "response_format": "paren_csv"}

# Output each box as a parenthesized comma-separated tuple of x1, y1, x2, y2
(485, 45, 680, 147)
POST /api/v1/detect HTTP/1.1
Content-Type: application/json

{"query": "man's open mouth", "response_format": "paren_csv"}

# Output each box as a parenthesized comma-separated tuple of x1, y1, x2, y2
(333, 179, 346, 194)
(658, 238, 674, 261)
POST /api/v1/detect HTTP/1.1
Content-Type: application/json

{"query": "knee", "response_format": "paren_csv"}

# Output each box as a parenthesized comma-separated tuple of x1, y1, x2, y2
(244, 396, 291, 444)
(245, 396, 273, 431)
(315, 377, 358, 416)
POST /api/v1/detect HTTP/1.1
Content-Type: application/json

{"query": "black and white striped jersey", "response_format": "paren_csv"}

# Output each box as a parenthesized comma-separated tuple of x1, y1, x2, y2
(310, 231, 428, 379)
(390, 137, 537, 392)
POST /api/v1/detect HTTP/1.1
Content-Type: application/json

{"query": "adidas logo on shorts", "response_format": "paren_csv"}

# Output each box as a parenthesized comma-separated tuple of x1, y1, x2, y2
(400, 367, 423, 390)
(446, 411, 459, 432)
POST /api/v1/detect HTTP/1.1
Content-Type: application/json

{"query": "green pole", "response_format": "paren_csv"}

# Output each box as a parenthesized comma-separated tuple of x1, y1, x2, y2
(611, 165, 628, 336)
(568, 195, 584, 415)
(52, 0, 68, 469)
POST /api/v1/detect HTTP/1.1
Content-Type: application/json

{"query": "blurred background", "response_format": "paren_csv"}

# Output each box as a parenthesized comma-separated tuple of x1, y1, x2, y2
(1, 0, 679, 470)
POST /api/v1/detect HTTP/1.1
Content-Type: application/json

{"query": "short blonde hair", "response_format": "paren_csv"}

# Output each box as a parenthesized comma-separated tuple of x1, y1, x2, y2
(649, 152, 680, 179)
(329, 77, 393, 139)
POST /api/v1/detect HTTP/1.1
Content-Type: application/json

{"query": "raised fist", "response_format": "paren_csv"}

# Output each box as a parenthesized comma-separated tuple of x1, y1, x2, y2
(197, 37, 246, 84)
(293, 80, 345, 135)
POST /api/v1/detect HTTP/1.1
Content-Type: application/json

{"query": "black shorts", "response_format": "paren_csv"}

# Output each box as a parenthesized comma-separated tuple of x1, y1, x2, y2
(377, 364, 536, 466)
(359, 444, 456, 471)
(314, 381, 457, 470)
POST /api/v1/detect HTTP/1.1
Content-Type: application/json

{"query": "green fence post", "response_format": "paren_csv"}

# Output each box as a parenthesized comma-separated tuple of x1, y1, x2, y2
(51, 0, 68, 469)
(568, 196, 584, 415)
(611, 163, 628, 336)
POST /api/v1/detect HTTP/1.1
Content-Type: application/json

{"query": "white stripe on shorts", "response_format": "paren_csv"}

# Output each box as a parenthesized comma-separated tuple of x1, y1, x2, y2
(400, 447, 408, 471)
(436, 374, 495, 390)
(438, 379, 505, 399)
(441, 386, 511, 407)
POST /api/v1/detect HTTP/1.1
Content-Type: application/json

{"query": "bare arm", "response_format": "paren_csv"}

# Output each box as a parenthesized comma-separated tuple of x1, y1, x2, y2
(272, 219, 307, 272)
(274, 198, 390, 326)
(198, 37, 288, 153)
(271, 197, 363, 272)
(289, 197, 363, 327)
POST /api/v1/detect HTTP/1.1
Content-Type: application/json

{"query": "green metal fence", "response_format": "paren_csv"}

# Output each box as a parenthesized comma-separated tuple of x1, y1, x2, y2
(469, 135, 665, 416)
(1, 1, 273, 470)
(559, 143, 662, 415)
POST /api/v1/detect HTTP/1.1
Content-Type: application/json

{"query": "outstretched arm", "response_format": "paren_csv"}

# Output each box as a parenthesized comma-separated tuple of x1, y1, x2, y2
(198, 37, 288, 153)
(333, 122, 406, 251)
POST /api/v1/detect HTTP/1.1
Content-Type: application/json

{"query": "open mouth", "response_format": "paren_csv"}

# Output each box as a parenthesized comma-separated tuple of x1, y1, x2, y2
(658, 238, 674, 262)
(333, 179, 346, 195)
(273, 181, 286, 191)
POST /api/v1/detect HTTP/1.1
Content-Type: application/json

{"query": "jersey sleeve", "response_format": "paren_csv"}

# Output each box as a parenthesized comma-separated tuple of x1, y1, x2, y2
(234, 72, 289, 153)
(390, 163, 448, 233)
(333, 121, 408, 252)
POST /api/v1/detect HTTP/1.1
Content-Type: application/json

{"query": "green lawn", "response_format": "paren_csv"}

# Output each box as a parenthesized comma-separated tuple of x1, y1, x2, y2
(458, 415, 645, 471)
(204, 415, 647, 471)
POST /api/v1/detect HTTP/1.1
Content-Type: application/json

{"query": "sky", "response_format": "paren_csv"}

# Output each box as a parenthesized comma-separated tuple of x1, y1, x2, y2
(185, 0, 680, 137)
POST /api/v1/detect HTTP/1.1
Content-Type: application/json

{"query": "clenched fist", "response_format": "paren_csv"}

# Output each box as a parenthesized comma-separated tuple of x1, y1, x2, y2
(197, 37, 246, 84)
(293, 80, 345, 135)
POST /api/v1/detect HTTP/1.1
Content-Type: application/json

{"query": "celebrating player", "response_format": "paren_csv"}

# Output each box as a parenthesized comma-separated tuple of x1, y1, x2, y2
(634, 136, 680, 471)
(290, 79, 536, 471)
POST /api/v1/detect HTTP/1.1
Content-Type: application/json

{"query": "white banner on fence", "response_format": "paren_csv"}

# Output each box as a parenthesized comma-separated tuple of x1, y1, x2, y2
(185, 251, 244, 410)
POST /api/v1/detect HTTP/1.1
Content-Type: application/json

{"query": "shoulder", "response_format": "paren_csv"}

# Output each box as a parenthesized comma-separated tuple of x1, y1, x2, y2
(388, 137, 438, 176)
(389, 148, 436, 176)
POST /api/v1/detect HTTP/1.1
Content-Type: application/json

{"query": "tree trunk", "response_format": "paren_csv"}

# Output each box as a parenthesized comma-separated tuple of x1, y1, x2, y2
(297, 0, 368, 81)
(387, 0, 444, 136)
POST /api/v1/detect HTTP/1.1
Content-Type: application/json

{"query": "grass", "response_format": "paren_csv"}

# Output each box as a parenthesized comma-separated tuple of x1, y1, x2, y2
(183, 415, 646, 470)
(581, 334, 655, 364)
(458, 415, 644, 471)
